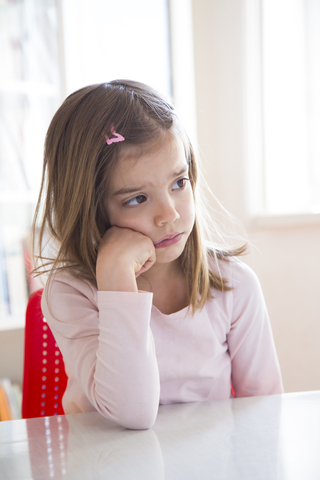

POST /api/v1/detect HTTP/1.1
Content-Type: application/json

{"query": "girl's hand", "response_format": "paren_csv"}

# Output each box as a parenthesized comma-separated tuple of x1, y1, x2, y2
(96, 226, 156, 292)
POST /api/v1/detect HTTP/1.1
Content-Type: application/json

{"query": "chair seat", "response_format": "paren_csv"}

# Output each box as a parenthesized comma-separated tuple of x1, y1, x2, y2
(22, 289, 68, 419)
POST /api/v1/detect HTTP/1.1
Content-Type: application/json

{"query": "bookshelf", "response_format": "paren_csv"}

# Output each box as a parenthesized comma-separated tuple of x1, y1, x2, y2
(0, 0, 63, 332)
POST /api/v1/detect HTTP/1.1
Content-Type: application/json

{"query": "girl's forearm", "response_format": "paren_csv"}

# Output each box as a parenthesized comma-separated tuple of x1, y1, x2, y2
(42, 277, 159, 429)
(96, 260, 138, 293)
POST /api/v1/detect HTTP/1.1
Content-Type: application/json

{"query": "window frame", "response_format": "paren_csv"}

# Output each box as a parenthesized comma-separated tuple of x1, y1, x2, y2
(244, 0, 320, 228)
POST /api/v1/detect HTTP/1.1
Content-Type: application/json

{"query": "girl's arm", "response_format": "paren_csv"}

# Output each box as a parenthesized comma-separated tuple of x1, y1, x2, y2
(227, 261, 284, 397)
(41, 234, 160, 429)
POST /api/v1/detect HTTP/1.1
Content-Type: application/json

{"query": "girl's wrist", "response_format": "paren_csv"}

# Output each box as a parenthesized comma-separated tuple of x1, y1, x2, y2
(96, 262, 138, 293)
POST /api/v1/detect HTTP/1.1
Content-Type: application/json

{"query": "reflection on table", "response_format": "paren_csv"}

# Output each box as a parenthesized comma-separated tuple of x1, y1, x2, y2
(1, 391, 320, 479)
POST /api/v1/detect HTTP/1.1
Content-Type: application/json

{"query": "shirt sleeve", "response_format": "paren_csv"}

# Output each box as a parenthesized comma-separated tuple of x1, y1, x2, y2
(227, 261, 284, 397)
(41, 274, 160, 429)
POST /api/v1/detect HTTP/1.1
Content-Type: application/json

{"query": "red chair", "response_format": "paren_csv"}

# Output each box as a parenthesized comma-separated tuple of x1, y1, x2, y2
(22, 289, 68, 418)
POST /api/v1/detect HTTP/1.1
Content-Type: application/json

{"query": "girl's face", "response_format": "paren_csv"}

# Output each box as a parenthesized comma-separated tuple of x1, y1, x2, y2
(106, 134, 195, 267)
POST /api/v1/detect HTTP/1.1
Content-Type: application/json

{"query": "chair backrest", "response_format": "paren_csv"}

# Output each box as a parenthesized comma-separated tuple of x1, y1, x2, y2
(22, 289, 68, 418)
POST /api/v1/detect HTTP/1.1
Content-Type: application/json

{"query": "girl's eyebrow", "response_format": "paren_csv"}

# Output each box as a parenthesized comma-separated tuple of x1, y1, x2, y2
(112, 165, 189, 197)
(113, 185, 147, 196)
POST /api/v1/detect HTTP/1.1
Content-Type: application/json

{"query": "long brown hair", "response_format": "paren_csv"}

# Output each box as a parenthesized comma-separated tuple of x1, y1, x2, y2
(33, 80, 246, 313)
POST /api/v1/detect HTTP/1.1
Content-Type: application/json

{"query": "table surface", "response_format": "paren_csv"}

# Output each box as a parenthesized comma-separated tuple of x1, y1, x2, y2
(1, 391, 320, 480)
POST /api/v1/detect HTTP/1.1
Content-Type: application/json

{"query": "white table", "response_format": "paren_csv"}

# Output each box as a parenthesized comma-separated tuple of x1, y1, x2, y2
(1, 391, 320, 479)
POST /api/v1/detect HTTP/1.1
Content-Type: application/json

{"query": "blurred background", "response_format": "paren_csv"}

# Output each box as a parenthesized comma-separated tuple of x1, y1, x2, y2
(0, 0, 319, 414)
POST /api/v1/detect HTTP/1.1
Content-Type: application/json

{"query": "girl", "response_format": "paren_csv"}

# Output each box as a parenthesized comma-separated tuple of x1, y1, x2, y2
(34, 80, 283, 429)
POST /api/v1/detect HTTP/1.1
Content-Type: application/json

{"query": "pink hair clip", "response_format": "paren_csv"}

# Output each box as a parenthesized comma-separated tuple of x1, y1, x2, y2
(105, 125, 125, 145)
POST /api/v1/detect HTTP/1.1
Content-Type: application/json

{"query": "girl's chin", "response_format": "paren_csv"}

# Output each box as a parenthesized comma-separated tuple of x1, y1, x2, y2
(154, 244, 186, 266)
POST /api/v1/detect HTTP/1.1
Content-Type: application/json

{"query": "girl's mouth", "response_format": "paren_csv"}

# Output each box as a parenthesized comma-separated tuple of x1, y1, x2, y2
(154, 233, 183, 249)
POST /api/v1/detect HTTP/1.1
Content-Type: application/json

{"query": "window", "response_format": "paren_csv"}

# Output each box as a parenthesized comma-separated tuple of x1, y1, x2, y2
(245, 0, 320, 218)
(60, 0, 171, 98)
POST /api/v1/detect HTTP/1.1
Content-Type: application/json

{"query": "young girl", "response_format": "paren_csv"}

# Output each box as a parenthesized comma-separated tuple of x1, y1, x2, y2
(34, 79, 283, 429)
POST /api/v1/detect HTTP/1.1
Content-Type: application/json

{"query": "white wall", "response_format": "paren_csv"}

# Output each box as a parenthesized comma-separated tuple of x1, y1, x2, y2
(245, 225, 320, 392)
(192, 0, 320, 392)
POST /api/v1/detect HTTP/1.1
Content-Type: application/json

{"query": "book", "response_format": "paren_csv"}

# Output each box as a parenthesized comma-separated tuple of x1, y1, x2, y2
(0, 234, 11, 318)
(0, 226, 29, 326)
(0, 379, 22, 421)
(0, 383, 12, 421)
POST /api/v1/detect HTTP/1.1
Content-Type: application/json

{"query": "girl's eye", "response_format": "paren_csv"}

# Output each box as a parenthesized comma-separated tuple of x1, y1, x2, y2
(124, 195, 147, 206)
(172, 178, 189, 190)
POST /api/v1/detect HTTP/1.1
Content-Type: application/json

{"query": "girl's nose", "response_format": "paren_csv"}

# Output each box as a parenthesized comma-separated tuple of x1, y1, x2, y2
(154, 198, 180, 226)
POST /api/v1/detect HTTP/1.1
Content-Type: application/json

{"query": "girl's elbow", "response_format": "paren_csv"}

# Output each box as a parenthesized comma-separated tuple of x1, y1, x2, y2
(123, 416, 156, 430)
(97, 399, 158, 430)
(116, 404, 159, 430)
(94, 376, 160, 429)
(117, 378, 160, 429)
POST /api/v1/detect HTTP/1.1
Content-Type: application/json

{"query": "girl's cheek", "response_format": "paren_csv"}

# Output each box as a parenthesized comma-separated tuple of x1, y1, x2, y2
(117, 210, 149, 230)
(181, 194, 195, 217)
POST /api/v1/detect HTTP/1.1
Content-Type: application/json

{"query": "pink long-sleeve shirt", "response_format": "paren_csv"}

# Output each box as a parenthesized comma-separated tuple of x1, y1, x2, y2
(41, 258, 283, 429)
